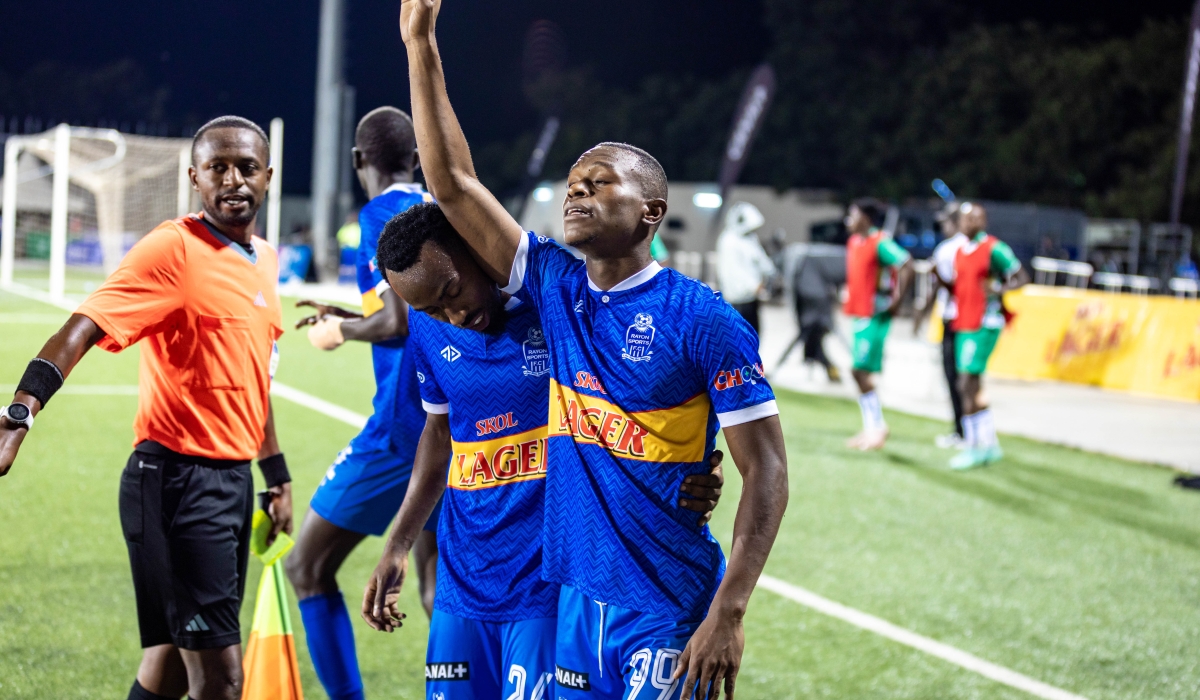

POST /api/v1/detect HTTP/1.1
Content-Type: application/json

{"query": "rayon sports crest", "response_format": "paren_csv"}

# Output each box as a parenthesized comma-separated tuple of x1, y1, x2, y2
(522, 326, 550, 376)
(622, 313, 656, 362)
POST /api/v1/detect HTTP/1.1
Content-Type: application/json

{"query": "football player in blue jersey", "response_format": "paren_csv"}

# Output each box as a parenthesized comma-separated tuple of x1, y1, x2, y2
(396, 2, 790, 698)
(286, 106, 440, 700)
(359, 202, 726, 700)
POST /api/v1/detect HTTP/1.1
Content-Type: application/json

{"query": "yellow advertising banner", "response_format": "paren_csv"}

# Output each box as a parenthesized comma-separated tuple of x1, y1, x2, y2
(989, 286, 1200, 401)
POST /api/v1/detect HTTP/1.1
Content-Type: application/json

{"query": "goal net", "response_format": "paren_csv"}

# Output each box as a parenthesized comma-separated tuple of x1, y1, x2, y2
(1, 126, 194, 298)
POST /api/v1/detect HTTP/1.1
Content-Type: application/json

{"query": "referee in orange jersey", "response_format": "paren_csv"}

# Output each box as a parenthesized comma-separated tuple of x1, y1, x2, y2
(0, 116, 293, 700)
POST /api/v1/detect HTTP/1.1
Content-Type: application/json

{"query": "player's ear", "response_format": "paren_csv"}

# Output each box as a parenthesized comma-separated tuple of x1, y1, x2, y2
(352, 147, 365, 171)
(642, 197, 667, 228)
(188, 165, 200, 192)
(411, 150, 422, 175)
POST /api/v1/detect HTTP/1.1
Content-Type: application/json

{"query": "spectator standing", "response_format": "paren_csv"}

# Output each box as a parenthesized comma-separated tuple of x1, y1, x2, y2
(716, 202, 777, 336)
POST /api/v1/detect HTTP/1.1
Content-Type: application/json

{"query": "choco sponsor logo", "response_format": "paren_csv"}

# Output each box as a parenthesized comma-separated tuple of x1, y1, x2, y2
(713, 362, 765, 391)
(426, 661, 470, 681)
(555, 665, 591, 691)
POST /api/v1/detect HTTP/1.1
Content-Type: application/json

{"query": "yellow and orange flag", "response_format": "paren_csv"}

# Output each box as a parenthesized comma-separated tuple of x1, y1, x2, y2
(241, 506, 304, 700)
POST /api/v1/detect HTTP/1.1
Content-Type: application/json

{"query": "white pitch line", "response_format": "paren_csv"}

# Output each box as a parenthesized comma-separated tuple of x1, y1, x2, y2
(758, 575, 1089, 700)
(269, 381, 368, 429)
(0, 313, 73, 324)
(0, 282, 80, 312)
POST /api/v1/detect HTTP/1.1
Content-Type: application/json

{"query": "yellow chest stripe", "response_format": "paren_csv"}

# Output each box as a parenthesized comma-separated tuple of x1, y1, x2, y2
(449, 425, 548, 491)
(547, 380, 710, 463)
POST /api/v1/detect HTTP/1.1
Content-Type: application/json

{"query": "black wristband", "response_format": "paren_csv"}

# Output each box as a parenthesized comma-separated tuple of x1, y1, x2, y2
(258, 453, 291, 488)
(17, 358, 65, 408)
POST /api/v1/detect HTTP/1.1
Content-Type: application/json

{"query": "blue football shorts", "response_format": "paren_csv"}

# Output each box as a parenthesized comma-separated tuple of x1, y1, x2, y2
(425, 609, 557, 699)
(308, 436, 439, 537)
(555, 585, 702, 699)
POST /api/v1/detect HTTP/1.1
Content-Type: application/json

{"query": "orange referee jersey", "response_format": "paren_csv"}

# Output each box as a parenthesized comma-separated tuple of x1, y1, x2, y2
(76, 214, 283, 461)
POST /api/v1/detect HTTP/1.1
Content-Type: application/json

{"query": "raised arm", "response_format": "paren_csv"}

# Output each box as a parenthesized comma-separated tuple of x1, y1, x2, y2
(362, 411, 451, 631)
(0, 314, 106, 476)
(400, 0, 525, 285)
(676, 415, 789, 700)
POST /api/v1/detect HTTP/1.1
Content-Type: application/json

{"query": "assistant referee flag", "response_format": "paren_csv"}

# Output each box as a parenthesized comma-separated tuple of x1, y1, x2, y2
(242, 509, 304, 700)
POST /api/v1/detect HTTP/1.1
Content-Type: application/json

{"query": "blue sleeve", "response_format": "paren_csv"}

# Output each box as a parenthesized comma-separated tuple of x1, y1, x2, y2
(500, 231, 583, 312)
(356, 201, 391, 295)
(691, 296, 778, 428)
(409, 314, 449, 413)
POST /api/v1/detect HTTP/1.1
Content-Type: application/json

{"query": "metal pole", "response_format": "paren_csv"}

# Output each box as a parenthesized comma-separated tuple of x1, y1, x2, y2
(49, 123, 70, 301)
(1170, 0, 1200, 227)
(176, 144, 192, 217)
(338, 85, 356, 226)
(267, 118, 284, 249)
(1, 136, 21, 287)
(311, 0, 346, 281)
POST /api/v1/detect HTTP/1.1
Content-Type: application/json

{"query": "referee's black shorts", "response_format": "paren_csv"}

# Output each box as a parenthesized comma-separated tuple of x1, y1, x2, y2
(119, 441, 254, 651)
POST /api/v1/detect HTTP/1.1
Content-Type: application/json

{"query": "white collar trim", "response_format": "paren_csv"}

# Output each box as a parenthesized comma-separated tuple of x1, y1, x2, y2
(587, 261, 663, 293)
(381, 182, 425, 195)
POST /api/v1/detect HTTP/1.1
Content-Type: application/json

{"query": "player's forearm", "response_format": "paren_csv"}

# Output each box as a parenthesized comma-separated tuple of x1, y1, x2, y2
(16, 314, 106, 415)
(405, 31, 520, 285)
(895, 260, 916, 302)
(1004, 267, 1030, 292)
(341, 293, 408, 343)
(709, 416, 789, 618)
(406, 37, 477, 201)
(257, 401, 282, 460)
(383, 416, 450, 555)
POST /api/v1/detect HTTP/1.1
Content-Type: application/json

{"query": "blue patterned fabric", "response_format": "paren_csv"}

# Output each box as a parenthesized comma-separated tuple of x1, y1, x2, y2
(354, 184, 430, 453)
(504, 232, 778, 621)
(309, 185, 429, 536)
(409, 300, 560, 622)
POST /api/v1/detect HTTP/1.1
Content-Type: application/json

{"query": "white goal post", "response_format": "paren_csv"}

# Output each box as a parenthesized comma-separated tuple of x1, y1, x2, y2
(1, 119, 284, 301)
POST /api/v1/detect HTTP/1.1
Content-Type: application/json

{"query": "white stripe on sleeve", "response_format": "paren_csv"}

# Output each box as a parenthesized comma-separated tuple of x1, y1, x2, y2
(717, 400, 780, 428)
(421, 400, 450, 415)
(500, 233, 530, 295)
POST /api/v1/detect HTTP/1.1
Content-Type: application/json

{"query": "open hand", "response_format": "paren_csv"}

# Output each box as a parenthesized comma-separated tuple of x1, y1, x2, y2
(295, 299, 357, 329)
(674, 608, 745, 700)
(680, 450, 724, 526)
(362, 546, 410, 632)
(400, 0, 441, 46)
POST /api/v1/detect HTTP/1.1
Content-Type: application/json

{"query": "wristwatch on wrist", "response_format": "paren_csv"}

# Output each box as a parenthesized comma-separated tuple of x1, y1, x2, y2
(1, 403, 34, 431)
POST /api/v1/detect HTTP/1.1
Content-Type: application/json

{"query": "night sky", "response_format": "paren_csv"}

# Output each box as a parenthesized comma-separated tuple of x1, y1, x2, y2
(2, 0, 1193, 195)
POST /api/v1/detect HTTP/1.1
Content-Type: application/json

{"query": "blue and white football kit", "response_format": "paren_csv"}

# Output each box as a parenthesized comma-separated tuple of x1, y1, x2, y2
(410, 301, 560, 700)
(501, 232, 778, 699)
(299, 184, 437, 700)
(307, 183, 435, 536)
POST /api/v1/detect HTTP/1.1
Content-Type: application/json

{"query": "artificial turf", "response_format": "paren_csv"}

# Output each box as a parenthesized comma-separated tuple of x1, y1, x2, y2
(0, 285, 1197, 699)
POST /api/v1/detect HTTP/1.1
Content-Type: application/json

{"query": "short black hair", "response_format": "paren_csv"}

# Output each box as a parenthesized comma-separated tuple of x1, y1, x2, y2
(378, 202, 461, 275)
(356, 107, 416, 175)
(852, 197, 887, 228)
(587, 142, 668, 201)
(192, 115, 269, 163)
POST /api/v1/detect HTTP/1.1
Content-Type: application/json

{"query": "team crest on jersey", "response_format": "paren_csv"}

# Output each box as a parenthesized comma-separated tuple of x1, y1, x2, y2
(522, 327, 549, 376)
(622, 312, 656, 362)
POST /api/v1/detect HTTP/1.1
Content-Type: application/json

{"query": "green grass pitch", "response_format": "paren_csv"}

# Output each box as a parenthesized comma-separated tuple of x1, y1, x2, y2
(1, 285, 1198, 698)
